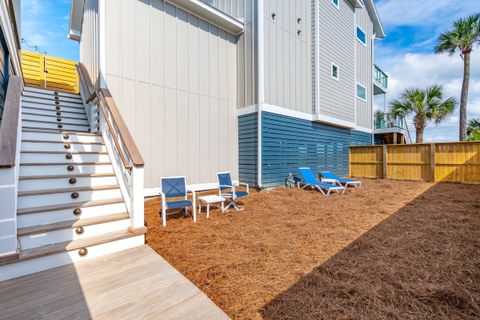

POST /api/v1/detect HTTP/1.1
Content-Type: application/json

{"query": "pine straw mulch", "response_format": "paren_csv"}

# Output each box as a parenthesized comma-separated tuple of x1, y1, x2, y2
(144, 179, 480, 320)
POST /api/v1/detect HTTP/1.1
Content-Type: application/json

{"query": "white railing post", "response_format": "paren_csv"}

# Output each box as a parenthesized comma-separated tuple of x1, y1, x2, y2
(130, 166, 144, 229)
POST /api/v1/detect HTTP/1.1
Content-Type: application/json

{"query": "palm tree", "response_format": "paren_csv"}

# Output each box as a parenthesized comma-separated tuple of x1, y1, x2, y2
(467, 119, 480, 141)
(434, 14, 480, 141)
(390, 85, 457, 144)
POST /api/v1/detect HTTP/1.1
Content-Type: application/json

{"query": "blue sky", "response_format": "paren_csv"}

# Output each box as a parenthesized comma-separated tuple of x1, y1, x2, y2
(375, 0, 480, 142)
(21, 0, 480, 142)
(21, 0, 78, 60)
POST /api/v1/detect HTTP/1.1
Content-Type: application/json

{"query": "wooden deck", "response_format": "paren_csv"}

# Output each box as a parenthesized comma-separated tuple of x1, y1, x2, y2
(0, 245, 229, 320)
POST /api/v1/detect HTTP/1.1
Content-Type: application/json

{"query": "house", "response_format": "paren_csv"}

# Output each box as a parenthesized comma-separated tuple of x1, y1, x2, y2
(0, 0, 389, 281)
(69, 0, 389, 190)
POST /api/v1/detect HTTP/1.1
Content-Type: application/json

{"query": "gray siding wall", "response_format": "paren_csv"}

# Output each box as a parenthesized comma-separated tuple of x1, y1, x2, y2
(263, 0, 312, 114)
(317, 0, 355, 122)
(80, 0, 100, 89)
(200, 0, 245, 18)
(103, 0, 238, 187)
(202, 0, 256, 108)
(355, 6, 373, 129)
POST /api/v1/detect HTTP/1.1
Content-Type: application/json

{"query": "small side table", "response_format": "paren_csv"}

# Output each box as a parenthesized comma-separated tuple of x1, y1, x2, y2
(198, 195, 225, 219)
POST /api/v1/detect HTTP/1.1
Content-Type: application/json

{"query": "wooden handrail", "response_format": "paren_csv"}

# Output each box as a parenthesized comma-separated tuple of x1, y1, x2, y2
(98, 89, 144, 167)
(76, 63, 144, 168)
(76, 64, 97, 103)
(0, 76, 23, 168)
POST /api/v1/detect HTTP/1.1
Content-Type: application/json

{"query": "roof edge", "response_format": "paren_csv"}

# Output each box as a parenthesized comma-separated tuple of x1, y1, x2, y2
(364, 0, 386, 39)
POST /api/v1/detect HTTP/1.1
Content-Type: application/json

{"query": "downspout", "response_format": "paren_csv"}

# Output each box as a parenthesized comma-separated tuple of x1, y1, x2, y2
(256, 0, 264, 188)
(98, 0, 106, 89)
(371, 32, 376, 145)
(314, 0, 320, 115)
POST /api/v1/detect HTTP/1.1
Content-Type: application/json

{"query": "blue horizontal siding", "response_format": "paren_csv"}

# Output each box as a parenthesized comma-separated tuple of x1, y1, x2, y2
(261, 112, 371, 187)
(238, 113, 258, 187)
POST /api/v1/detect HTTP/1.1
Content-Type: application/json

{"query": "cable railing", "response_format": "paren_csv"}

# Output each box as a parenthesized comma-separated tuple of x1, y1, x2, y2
(77, 63, 144, 229)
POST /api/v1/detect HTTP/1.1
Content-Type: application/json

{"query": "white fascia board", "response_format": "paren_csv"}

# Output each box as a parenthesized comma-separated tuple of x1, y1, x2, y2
(313, 113, 356, 129)
(166, 0, 244, 35)
(69, 0, 85, 42)
(0, 1, 21, 76)
(238, 104, 360, 130)
(364, 0, 385, 39)
(373, 127, 406, 134)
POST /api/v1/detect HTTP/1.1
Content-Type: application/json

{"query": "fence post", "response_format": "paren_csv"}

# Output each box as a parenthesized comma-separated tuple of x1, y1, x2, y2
(430, 143, 436, 182)
(382, 145, 388, 179)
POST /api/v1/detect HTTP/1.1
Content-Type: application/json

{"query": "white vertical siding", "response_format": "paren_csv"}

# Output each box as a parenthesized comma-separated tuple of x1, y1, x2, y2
(103, 0, 238, 187)
(355, 6, 373, 129)
(80, 0, 100, 88)
(317, 0, 355, 123)
(262, 0, 312, 114)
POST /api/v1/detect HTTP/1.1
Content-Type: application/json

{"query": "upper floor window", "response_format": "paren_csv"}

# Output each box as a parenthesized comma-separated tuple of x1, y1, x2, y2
(332, 0, 340, 9)
(357, 83, 367, 101)
(331, 63, 339, 81)
(356, 26, 367, 46)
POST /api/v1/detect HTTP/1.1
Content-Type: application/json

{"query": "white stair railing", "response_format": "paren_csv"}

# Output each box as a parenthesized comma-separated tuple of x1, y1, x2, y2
(77, 64, 145, 230)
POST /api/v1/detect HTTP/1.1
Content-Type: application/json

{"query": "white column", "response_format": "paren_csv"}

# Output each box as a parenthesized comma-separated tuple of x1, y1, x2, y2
(0, 112, 21, 257)
(129, 166, 145, 229)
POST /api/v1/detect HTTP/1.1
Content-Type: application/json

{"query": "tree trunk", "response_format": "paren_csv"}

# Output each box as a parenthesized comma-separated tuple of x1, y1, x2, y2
(416, 127, 424, 144)
(459, 52, 471, 141)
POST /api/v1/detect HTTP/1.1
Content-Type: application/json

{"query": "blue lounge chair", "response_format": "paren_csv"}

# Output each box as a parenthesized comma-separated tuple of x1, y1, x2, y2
(217, 171, 249, 211)
(298, 167, 344, 196)
(160, 176, 195, 227)
(320, 171, 362, 193)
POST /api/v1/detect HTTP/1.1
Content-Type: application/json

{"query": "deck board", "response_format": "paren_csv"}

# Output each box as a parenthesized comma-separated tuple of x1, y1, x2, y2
(0, 245, 229, 320)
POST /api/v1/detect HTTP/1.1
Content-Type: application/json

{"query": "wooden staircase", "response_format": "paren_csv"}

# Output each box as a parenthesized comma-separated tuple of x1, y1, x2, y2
(0, 86, 145, 281)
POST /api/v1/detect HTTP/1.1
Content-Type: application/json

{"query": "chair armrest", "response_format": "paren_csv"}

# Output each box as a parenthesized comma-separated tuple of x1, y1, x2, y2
(238, 182, 249, 194)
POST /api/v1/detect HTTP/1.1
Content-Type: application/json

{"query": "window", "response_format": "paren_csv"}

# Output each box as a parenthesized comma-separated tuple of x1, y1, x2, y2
(331, 63, 339, 80)
(357, 83, 367, 101)
(356, 26, 366, 45)
(331, 0, 340, 8)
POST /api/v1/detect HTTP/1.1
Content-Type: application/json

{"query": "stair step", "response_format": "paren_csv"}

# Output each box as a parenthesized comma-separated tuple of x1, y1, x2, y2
(17, 213, 130, 236)
(22, 92, 82, 104)
(22, 128, 99, 136)
(18, 202, 128, 228)
(21, 141, 106, 153)
(19, 163, 114, 177)
(22, 131, 103, 143)
(21, 126, 90, 133)
(22, 111, 87, 121)
(22, 101, 85, 112)
(22, 97, 84, 109)
(22, 114, 89, 125)
(20, 173, 115, 180)
(22, 105, 86, 116)
(15, 228, 146, 263)
(19, 217, 131, 250)
(21, 153, 111, 164)
(17, 198, 125, 215)
(18, 186, 122, 209)
(18, 184, 119, 197)
(23, 86, 82, 99)
(22, 120, 90, 132)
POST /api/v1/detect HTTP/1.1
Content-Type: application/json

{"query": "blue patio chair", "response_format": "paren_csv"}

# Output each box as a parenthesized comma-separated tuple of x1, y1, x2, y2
(217, 171, 249, 211)
(319, 171, 362, 193)
(160, 176, 194, 227)
(298, 167, 344, 196)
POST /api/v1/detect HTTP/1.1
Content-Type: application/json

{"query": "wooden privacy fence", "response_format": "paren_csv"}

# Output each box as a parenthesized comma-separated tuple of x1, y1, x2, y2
(21, 50, 79, 93)
(349, 142, 480, 184)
